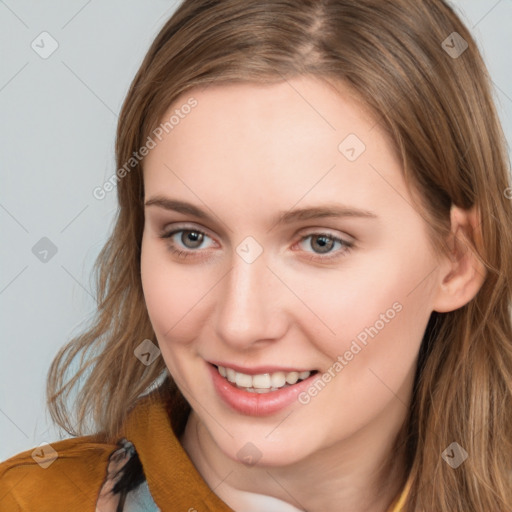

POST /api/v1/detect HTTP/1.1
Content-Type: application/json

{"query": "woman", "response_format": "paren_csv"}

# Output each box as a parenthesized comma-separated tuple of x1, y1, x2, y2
(1, 0, 511, 511)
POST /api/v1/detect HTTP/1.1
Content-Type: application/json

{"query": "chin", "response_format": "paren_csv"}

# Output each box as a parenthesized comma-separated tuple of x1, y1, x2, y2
(212, 428, 314, 468)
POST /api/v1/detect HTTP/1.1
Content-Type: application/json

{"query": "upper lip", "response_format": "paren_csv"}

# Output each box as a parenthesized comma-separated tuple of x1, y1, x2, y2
(209, 361, 315, 375)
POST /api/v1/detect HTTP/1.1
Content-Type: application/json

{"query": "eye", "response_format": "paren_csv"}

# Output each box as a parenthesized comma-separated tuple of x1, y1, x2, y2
(295, 232, 353, 261)
(159, 227, 215, 259)
(158, 226, 354, 262)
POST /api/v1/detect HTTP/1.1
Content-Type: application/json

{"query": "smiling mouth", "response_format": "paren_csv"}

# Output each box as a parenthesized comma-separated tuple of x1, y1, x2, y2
(213, 364, 318, 393)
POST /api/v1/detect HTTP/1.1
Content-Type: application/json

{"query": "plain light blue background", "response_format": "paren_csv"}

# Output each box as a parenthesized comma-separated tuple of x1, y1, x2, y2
(1, 0, 511, 461)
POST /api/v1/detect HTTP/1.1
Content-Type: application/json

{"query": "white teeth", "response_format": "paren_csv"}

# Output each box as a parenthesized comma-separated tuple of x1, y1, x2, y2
(235, 372, 253, 388)
(246, 387, 274, 394)
(286, 371, 299, 385)
(216, 365, 312, 391)
(226, 367, 236, 383)
(271, 371, 286, 388)
(252, 373, 271, 389)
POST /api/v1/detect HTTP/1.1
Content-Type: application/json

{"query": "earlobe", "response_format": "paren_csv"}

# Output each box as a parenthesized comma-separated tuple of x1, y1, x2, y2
(432, 204, 487, 313)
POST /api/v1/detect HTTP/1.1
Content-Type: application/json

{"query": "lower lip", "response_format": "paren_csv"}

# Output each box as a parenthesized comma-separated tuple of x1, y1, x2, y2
(208, 363, 319, 416)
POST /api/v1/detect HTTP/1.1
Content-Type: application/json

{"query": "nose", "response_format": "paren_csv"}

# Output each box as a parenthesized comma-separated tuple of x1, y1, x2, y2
(214, 246, 288, 350)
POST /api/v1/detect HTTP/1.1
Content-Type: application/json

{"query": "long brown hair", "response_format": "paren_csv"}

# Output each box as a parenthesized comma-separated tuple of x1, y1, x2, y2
(47, 0, 512, 509)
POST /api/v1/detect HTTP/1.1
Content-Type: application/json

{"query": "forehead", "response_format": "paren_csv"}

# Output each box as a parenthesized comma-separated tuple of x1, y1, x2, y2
(142, 77, 409, 222)
(150, 77, 382, 157)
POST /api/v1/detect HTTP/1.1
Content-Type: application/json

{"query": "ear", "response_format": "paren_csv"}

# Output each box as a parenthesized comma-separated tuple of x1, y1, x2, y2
(432, 204, 487, 313)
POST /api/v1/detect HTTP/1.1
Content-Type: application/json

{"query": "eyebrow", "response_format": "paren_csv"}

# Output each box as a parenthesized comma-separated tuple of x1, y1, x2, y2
(144, 196, 378, 226)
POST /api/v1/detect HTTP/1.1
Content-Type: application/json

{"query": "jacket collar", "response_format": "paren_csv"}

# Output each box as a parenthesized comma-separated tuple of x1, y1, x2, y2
(121, 387, 233, 511)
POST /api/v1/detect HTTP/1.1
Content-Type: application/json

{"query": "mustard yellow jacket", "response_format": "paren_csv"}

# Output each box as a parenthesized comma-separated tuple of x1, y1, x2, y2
(0, 391, 410, 511)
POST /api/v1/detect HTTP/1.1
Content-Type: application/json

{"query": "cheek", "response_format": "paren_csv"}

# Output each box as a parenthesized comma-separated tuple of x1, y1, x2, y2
(302, 259, 433, 438)
(141, 242, 204, 341)
(305, 248, 435, 364)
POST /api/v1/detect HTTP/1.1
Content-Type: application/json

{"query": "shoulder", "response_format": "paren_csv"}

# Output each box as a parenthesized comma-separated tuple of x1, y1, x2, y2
(0, 434, 118, 512)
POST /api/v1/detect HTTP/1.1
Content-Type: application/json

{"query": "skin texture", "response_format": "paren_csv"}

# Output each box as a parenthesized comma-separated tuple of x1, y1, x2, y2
(140, 77, 485, 512)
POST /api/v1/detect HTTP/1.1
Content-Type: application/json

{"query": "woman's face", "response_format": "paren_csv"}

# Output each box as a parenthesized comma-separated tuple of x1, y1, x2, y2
(140, 76, 443, 466)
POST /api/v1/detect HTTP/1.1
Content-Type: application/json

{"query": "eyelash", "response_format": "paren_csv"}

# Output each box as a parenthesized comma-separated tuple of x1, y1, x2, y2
(158, 226, 354, 262)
